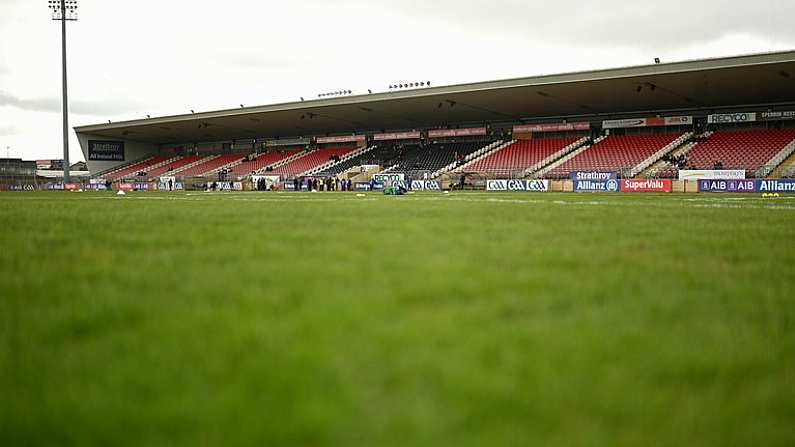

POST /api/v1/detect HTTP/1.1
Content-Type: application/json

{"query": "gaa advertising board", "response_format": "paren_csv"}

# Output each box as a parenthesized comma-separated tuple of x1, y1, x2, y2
(88, 140, 125, 161)
(486, 179, 550, 192)
(571, 172, 619, 192)
(679, 170, 746, 181)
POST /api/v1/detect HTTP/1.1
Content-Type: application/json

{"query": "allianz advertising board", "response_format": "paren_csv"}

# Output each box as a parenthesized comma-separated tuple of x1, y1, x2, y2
(486, 179, 550, 192)
(571, 172, 619, 192)
(756, 179, 795, 193)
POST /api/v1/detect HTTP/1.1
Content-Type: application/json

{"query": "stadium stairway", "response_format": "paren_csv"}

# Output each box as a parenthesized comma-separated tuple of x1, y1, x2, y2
(94, 155, 154, 179)
(536, 136, 606, 178)
(541, 133, 683, 179)
(523, 137, 589, 176)
(107, 155, 179, 180)
(769, 148, 795, 178)
(305, 145, 374, 176)
(177, 154, 248, 177)
(254, 150, 306, 175)
(146, 156, 207, 178)
(452, 140, 510, 173)
(638, 141, 698, 179)
(757, 138, 795, 178)
(629, 132, 693, 177)
(433, 140, 504, 177)
(271, 147, 355, 177)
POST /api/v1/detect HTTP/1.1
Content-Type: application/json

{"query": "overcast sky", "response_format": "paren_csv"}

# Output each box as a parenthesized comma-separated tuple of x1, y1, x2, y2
(1, 0, 794, 162)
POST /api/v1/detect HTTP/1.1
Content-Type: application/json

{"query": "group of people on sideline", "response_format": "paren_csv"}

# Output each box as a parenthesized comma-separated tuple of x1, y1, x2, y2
(293, 176, 352, 191)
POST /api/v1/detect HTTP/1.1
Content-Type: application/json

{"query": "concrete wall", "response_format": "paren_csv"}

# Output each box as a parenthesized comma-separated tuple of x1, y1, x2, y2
(76, 133, 159, 175)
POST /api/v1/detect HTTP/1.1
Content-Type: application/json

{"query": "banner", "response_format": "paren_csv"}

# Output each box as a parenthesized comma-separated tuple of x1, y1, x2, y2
(373, 173, 405, 183)
(134, 183, 150, 190)
(707, 112, 757, 124)
(699, 179, 757, 193)
(354, 182, 374, 191)
(602, 116, 692, 129)
(571, 172, 617, 181)
(756, 179, 795, 193)
(36, 160, 52, 169)
(427, 127, 487, 138)
(316, 135, 366, 144)
(210, 181, 243, 191)
(486, 179, 550, 191)
(621, 179, 672, 192)
(88, 140, 125, 161)
(266, 137, 311, 147)
(678, 170, 746, 181)
(158, 176, 183, 191)
(513, 122, 590, 133)
(410, 180, 442, 191)
(760, 111, 795, 121)
(373, 131, 422, 141)
(571, 172, 619, 192)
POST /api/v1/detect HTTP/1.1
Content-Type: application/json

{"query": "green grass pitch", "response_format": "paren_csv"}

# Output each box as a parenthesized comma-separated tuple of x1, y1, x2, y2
(1, 191, 794, 446)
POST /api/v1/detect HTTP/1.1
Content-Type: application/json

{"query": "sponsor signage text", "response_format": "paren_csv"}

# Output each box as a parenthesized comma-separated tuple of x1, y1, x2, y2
(513, 122, 590, 133)
(316, 135, 366, 144)
(707, 112, 757, 124)
(373, 131, 422, 141)
(427, 127, 487, 138)
(699, 179, 757, 193)
(678, 170, 746, 181)
(486, 179, 550, 191)
(88, 140, 125, 161)
(621, 179, 673, 192)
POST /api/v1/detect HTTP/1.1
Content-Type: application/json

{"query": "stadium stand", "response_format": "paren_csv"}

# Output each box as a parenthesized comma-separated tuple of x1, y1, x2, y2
(106, 156, 174, 180)
(314, 146, 384, 176)
(463, 137, 584, 176)
(386, 141, 493, 176)
(146, 156, 206, 178)
(177, 154, 247, 177)
(231, 150, 299, 176)
(270, 147, 355, 176)
(653, 128, 795, 178)
(543, 133, 685, 179)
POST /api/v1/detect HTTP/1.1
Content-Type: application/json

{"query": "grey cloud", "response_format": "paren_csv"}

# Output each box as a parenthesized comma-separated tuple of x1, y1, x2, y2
(0, 90, 142, 116)
(0, 124, 18, 136)
(0, 90, 60, 112)
(299, 0, 795, 49)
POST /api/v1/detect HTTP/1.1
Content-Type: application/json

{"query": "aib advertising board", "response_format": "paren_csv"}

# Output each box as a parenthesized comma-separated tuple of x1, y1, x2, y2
(571, 172, 619, 192)
(699, 179, 757, 193)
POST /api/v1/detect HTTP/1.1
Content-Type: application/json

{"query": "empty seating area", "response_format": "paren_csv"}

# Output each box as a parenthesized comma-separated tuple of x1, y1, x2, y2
(389, 141, 490, 175)
(146, 156, 205, 178)
(669, 129, 795, 177)
(177, 154, 246, 177)
(106, 156, 172, 180)
(231, 150, 298, 176)
(466, 137, 580, 175)
(271, 147, 355, 176)
(546, 133, 682, 179)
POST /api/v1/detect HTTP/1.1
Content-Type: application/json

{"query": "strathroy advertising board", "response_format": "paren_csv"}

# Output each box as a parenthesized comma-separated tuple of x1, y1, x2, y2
(571, 172, 619, 192)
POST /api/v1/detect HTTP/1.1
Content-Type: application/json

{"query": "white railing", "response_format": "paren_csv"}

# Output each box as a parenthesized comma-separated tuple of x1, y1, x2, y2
(523, 136, 590, 176)
(630, 132, 693, 177)
(757, 139, 795, 178)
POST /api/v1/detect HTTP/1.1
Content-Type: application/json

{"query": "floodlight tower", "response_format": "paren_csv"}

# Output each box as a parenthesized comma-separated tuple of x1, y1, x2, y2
(48, 0, 78, 184)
